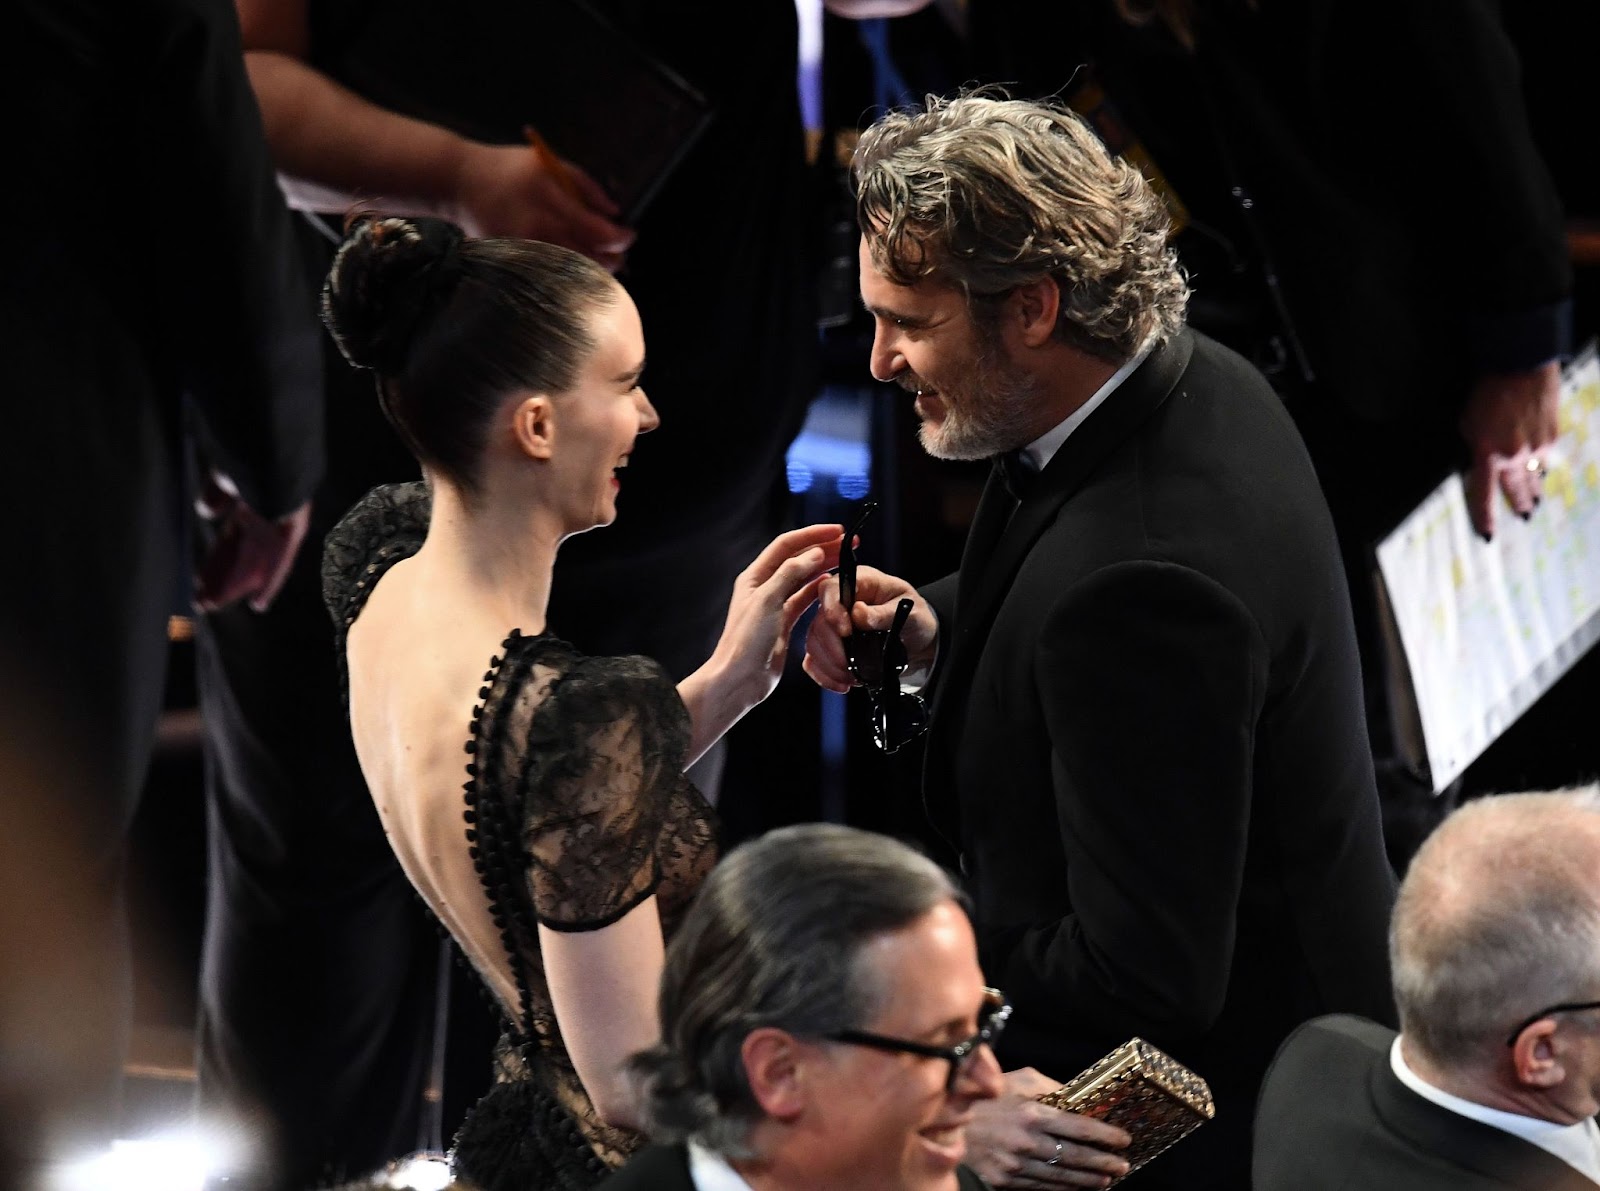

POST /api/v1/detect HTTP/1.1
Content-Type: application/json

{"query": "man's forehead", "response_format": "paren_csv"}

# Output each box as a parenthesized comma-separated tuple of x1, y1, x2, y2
(857, 238, 958, 314)
(857, 901, 982, 1023)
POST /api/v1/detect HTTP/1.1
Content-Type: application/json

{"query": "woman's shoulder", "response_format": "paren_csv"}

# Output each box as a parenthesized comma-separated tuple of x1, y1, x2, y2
(321, 481, 431, 631)
(539, 651, 687, 731)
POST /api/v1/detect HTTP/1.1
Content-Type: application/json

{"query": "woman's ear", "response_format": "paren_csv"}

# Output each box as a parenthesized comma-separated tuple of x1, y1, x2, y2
(510, 394, 555, 460)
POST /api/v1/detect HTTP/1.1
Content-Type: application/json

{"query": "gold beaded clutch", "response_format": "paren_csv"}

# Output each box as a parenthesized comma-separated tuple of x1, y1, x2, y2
(1036, 1038, 1214, 1185)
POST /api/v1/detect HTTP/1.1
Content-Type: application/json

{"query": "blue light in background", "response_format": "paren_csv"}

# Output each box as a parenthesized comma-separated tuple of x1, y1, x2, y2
(835, 473, 871, 500)
(785, 419, 872, 497)
(786, 460, 814, 493)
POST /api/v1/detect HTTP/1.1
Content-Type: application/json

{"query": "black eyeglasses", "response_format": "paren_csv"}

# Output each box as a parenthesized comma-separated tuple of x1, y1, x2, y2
(827, 987, 1012, 1091)
(839, 500, 929, 754)
(1504, 999, 1600, 1047)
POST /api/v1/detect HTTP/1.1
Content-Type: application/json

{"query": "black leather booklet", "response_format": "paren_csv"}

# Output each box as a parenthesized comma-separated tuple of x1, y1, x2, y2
(326, 0, 715, 224)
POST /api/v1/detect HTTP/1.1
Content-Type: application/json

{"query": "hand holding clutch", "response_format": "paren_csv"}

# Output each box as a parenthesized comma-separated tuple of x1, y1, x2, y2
(1035, 1039, 1215, 1187)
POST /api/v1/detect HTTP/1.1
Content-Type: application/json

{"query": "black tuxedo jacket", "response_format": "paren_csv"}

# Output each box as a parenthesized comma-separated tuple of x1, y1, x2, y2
(919, 329, 1397, 1188)
(1256, 1015, 1600, 1191)
(598, 1142, 992, 1190)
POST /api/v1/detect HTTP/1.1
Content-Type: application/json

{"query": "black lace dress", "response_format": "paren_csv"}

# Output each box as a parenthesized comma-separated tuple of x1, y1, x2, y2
(321, 483, 719, 1191)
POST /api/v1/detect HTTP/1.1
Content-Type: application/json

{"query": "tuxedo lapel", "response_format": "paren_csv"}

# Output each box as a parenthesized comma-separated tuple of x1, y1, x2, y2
(922, 331, 1193, 847)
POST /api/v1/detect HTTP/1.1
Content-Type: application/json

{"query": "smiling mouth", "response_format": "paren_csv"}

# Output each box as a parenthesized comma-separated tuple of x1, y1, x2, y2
(918, 1122, 968, 1165)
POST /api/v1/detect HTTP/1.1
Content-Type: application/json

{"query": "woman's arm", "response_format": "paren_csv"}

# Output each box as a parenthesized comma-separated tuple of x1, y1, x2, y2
(539, 900, 665, 1129)
(675, 523, 842, 767)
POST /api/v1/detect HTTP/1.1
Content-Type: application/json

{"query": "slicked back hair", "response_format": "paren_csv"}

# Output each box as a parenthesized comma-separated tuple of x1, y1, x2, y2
(628, 823, 964, 1157)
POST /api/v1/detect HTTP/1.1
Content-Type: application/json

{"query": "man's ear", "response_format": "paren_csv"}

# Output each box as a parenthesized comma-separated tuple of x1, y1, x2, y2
(1510, 1018, 1566, 1089)
(1007, 277, 1061, 349)
(510, 394, 555, 460)
(742, 1028, 809, 1123)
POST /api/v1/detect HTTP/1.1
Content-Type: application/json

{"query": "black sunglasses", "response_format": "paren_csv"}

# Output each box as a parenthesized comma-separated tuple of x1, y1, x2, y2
(839, 500, 929, 754)
(826, 987, 1012, 1092)
(1504, 999, 1600, 1047)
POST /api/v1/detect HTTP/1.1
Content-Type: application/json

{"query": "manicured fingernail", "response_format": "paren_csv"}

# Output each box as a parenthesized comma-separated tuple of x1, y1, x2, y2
(1479, 531, 1493, 544)
(1520, 510, 1532, 521)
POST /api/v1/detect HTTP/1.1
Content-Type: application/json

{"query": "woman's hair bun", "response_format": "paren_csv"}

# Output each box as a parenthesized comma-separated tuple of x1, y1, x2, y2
(320, 215, 466, 375)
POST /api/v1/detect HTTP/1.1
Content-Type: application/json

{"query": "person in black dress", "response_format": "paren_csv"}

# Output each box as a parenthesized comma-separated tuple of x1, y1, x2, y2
(317, 214, 840, 1190)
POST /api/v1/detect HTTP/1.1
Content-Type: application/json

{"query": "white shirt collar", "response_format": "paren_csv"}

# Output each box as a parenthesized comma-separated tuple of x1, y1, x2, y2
(1391, 1036, 1600, 1183)
(687, 1140, 755, 1191)
(1019, 337, 1155, 474)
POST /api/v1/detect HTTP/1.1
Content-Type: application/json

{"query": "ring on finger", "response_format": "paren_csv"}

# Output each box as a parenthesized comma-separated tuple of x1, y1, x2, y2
(1046, 1139, 1064, 1167)
(1527, 456, 1543, 473)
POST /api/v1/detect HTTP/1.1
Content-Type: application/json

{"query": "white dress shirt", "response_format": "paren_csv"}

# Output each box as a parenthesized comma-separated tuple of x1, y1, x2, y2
(1391, 1036, 1600, 1183)
(687, 1140, 755, 1191)
(1017, 337, 1155, 474)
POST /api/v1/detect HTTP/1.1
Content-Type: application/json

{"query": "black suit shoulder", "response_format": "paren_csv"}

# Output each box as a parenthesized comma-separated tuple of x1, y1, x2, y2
(1256, 1014, 1600, 1191)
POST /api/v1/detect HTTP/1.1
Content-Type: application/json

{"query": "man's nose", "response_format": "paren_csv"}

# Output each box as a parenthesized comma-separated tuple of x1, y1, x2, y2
(868, 328, 904, 384)
(955, 1041, 1005, 1101)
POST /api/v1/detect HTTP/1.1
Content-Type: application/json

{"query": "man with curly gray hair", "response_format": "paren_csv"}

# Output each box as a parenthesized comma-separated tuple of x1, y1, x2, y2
(803, 92, 1399, 1190)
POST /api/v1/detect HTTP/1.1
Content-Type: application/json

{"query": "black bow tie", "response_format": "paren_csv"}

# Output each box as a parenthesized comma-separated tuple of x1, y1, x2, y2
(996, 449, 1037, 502)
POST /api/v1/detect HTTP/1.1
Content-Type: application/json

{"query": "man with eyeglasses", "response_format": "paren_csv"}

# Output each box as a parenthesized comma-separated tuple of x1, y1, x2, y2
(803, 91, 1400, 1188)
(603, 822, 1127, 1191)
(1256, 786, 1600, 1191)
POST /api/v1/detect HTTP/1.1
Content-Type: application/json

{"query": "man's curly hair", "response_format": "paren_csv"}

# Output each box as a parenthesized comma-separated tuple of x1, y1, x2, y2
(852, 90, 1189, 364)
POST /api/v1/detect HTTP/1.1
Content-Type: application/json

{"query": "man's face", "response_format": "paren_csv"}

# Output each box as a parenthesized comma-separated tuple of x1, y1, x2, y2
(797, 899, 1004, 1191)
(858, 237, 1040, 461)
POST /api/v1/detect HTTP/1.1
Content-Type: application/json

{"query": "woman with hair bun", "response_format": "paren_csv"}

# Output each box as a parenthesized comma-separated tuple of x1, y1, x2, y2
(318, 215, 842, 1191)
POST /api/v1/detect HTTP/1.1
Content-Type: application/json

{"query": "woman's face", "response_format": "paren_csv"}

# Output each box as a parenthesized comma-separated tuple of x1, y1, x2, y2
(551, 291, 659, 535)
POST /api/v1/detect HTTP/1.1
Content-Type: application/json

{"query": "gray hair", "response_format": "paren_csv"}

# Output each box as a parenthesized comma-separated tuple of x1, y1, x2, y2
(628, 823, 965, 1157)
(1391, 786, 1600, 1067)
(852, 90, 1188, 364)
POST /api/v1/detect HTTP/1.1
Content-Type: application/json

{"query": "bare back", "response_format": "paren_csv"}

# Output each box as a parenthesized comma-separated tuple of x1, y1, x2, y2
(320, 481, 718, 1172)
(346, 556, 527, 1017)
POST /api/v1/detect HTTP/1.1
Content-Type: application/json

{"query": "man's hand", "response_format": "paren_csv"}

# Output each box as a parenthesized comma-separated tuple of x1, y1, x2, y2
(802, 563, 938, 692)
(1459, 360, 1561, 540)
(962, 1068, 1132, 1189)
(194, 474, 311, 614)
(450, 141, 635, 272)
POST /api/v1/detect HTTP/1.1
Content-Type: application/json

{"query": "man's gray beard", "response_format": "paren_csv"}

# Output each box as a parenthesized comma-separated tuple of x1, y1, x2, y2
(918, 358, 1040, 461)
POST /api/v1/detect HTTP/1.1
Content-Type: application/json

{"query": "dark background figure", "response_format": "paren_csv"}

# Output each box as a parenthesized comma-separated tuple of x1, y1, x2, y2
(948, 0, 1595, 870)
(196, 0, 822, 1184)
(0, 0, 322, 1173)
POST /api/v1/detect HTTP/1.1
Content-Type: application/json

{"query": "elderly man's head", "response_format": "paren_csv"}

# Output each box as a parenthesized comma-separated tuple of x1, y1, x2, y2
(629, 822, 1004, 1190)
(1391, 787, 1600, 1116)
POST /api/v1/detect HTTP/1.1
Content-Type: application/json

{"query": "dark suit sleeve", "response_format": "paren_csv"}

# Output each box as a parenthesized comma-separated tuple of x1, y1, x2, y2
(985, 560, 1269, 1039)
(1338, 0, 1571, 371)
(135, 0, 324, 517)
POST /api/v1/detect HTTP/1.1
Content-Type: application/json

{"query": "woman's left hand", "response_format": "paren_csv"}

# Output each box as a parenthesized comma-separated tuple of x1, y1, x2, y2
(712, 523, 844, 705)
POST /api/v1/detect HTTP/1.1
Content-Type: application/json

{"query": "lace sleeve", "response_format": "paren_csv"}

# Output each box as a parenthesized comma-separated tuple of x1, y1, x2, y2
(320, 480, 431, 637)
(517, 654, 693, 932)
